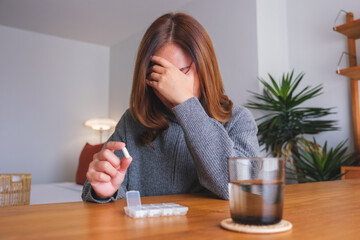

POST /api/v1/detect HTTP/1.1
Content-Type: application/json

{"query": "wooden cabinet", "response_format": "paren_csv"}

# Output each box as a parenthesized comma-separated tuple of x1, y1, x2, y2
(334, 12, 360, 154)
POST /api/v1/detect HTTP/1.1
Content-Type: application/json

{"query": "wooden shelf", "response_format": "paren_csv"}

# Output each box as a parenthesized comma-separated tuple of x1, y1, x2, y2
(337, 65, 360, 79)
(333, 18, 360, 39)
(334, 12, 360, 153)
(341, 166, 360, 179)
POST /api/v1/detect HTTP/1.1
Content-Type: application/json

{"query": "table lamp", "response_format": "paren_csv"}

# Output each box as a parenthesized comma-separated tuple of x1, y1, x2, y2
(84, 118, 117, 143)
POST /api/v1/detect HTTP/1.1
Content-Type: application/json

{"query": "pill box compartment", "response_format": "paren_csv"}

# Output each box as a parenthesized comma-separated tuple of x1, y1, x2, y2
(124, 191, 188, 218)
(124, 203, 189, 218)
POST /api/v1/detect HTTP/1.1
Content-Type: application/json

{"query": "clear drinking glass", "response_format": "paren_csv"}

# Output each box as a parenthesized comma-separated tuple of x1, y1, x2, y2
(228, 157, 285, 225)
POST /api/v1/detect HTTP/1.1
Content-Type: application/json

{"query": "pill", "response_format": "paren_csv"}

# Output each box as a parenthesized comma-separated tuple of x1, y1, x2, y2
(122, 147, 131, 158)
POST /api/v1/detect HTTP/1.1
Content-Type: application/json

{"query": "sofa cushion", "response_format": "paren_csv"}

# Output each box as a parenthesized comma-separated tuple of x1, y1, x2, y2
(75, 142, 104, 185)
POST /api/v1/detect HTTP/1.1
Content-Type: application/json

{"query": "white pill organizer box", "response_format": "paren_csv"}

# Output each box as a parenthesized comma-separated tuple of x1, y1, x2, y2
(124, 191, 189, 218)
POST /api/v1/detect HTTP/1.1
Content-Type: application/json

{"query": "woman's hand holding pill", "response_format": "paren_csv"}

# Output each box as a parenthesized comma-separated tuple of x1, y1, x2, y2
(86, 141, 132, 199)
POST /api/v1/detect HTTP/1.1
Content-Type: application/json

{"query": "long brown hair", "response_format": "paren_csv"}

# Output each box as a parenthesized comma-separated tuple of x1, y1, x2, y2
(130, 12, 233, 145)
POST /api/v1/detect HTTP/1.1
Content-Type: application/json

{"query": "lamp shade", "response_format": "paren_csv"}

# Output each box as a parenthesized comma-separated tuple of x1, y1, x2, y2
(84, 118, 117, 131)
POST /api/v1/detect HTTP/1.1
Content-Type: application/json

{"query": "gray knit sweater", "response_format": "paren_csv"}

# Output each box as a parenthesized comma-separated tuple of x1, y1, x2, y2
(82, 97, 259, 202)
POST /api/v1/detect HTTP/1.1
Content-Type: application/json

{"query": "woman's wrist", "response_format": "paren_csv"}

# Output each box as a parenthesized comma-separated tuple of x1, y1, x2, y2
(174, 94, 195, 107)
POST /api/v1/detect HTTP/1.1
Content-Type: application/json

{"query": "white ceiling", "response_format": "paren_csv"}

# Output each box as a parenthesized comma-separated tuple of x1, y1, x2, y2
(0, 0, 194, 46)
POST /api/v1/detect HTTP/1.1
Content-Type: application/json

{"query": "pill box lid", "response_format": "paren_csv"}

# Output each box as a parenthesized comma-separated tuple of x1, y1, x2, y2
(126, 190, 141, 208)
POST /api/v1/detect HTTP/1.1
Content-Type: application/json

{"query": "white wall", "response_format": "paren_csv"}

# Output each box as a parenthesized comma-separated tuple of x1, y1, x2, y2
(109, 32, 142, 121)
(109, 0, 259, 119)
(179, 0, 258, 107)
(257, 0, 289, 80)
(0, 25, 110, 183)
(286, 0, 360, 150)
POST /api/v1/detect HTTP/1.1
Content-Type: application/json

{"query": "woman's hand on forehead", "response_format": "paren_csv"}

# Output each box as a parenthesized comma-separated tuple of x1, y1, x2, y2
(150, 55, 174, 68)
(146, 55, 195, 107)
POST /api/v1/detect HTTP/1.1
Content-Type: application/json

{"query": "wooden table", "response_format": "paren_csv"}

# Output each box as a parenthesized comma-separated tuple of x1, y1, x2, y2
(1, 179, 360, 240)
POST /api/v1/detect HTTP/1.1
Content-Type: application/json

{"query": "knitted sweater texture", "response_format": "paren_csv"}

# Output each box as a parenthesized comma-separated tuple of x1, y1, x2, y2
(82, 97, 259, 202)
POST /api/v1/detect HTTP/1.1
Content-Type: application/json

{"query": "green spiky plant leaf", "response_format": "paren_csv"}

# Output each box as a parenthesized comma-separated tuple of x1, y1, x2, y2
(246, 70, 338, 157)
(288, 138, 357, 182)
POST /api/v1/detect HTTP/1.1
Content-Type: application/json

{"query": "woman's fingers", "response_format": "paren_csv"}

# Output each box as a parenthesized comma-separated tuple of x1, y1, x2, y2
(146, 70, 161, 89)
(94, 172, 111, 182)
(88, 141, 129, 184)
(87, 169, 111, 183)
(151, 55, 173, 68)
(104, 141, 125, 151)
(88, 156, 132, 182)
(149, 72, 162, 82)
(119, 156, 133, 175)
(146, 79, 160, 92)
(94, 149, 120, 169)
(93, 160, 118, 178)
(151, 64, 165, 74)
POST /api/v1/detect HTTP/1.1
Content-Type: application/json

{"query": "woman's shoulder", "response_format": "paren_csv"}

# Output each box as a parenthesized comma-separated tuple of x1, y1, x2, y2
(122, 109, 134, 122)
(225, 105, 256, 128)
(231, 105, 254, 120)
(115, 109, 146, 132)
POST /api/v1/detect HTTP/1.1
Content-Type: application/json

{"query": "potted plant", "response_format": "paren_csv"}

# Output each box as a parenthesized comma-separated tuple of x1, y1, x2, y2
(245, 70, 360, 182)
(289, 138, 356, 182)
(246, 70, 337, 160)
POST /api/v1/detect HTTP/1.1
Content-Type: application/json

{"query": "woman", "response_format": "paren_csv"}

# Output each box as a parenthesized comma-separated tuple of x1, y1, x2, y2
(82, 12, 259, 203)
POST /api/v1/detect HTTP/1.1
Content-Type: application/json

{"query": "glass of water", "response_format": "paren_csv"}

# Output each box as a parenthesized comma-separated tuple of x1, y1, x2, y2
(228, 157, 285, 225)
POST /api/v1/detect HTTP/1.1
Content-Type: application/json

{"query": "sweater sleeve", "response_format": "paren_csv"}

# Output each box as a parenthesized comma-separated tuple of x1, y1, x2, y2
(81, 179, 127, 203)
(172, 97, 259, 200)
(81, 113, 130, 203)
